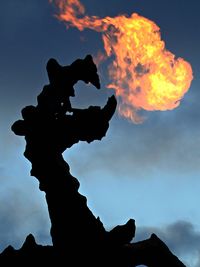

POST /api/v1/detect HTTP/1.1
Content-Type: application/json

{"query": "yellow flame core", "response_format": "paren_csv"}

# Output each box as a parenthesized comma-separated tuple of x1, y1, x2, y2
(50, 0, 193, 123)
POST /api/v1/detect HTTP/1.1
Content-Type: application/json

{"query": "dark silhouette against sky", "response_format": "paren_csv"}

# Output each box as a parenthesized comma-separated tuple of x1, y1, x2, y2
(0, 54, 185, 266)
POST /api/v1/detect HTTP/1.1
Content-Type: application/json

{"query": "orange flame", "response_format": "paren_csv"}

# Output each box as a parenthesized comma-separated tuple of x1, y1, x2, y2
(50, 0, 193, 123)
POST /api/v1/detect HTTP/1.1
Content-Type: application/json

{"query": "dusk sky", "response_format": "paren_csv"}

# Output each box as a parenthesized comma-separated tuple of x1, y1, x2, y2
(1, 1, 200, 266)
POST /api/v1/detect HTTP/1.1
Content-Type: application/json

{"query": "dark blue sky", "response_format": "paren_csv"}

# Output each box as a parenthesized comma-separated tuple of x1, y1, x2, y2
(1, 1, 200, 266)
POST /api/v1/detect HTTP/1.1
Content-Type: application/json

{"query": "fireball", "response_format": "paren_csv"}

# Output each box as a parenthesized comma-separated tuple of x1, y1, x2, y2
(50, 0, 193, 123)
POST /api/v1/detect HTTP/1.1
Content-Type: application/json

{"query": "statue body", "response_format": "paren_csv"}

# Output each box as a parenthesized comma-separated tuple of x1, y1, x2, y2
(9, 55, 186, 267)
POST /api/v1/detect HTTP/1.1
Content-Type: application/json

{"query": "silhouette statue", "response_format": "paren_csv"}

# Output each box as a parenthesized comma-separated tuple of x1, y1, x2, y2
(0, 55, 186, 266)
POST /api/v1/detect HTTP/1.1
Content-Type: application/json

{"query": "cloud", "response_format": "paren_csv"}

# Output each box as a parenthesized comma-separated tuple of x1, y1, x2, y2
(195, 252, 200, 267)
(65, 111, 200, 181)
(135, 221, 200, 267)
(0, 178, 51, 252)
